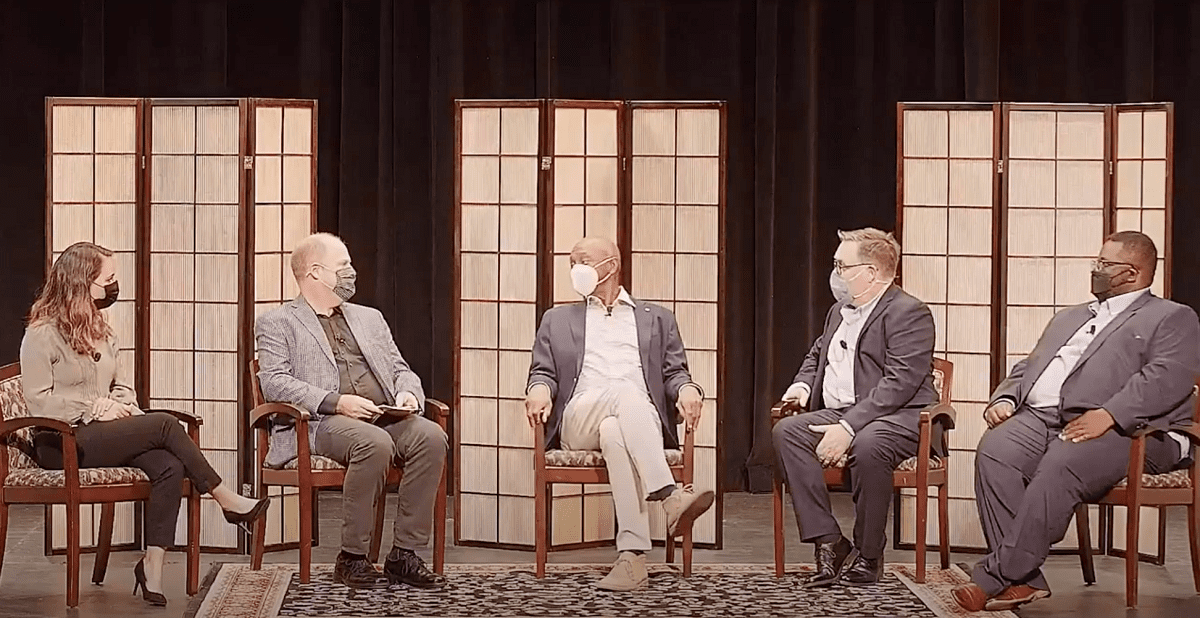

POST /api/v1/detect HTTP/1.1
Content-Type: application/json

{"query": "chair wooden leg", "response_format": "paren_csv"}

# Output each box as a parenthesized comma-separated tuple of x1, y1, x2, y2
(1188, 503, 1200, 594)
(66, 502, 80, 608)
(915, 486, 928, 584)
(773, 476, 785, 577)
(251, 484, 268, 571)
(369, 488, 386, 564)
(1076, 504, 1096, 585)
(937, 482, 950, 569)
(683, 527, 693, 578)
(434, 466, 447, 574)
(535, 482, 548, 578)
(1126, 505, 1140, 608)
(0, 502, 7, 583)
(299, 486, 314, 584)
(187, 487, 200, 595)
(665, 533, 675, 564)
(92, 503, 114, 585)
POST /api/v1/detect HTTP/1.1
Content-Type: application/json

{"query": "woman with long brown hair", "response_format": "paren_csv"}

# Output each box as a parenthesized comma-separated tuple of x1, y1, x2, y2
(20, 242, 270, 607)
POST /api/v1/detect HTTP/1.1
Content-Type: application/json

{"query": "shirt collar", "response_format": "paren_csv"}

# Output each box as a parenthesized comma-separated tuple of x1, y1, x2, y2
(841, 283, 889, 320)
(586, 287, 636, 309)
(1088, 286, 1149, 318)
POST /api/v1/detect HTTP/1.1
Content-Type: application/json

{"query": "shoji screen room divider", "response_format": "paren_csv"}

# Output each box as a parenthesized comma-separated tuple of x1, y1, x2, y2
(895, 102, 1173, 561)
(453, 99, 726, 550)
(44, 97, 316, 553)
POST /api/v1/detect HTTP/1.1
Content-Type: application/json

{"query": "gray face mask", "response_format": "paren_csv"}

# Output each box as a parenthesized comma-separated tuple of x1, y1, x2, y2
(318, 264, 357, 301)
(829, 269, 852, 305)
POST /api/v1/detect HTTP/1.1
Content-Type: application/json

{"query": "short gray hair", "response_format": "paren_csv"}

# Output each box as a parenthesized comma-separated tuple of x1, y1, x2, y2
(290, 233, 344, 279)
(837, 227, 901, 277)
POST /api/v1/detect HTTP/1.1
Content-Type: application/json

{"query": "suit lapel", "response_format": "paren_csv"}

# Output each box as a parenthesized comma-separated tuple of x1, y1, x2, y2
(1067, 293, 1153, 380)
(1020, 305, 1092, 395)
(341, 304, 394, 400)
(854, 286, 899, 349)
(634, 298, 654, 384)
(568, 302, 587, 376)
(289, 298, 336, 366)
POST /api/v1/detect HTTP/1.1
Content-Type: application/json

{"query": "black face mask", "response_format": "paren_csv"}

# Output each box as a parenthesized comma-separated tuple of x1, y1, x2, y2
(94, 281, 119, 310)
(1090, 268, 1131, 300)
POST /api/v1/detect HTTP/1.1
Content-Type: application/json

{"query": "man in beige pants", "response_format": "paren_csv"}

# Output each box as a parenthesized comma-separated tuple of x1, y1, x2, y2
(525, 237, 715, 591)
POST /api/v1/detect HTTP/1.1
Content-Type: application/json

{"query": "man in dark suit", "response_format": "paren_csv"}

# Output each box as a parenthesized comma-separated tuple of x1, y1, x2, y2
(524, 237, 715, 591)
(773, 228, 938, 587)
(953, 231, 1200, 612)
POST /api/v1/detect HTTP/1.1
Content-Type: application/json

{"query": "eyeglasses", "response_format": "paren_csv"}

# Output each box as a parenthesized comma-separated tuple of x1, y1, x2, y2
(1090, 259, 1137, 272)
(833, 260, 872, 276)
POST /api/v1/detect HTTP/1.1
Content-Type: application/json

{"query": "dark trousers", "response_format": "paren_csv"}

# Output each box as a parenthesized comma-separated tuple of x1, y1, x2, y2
(34, 412, 222, 548)
(973, 410, 1181, 595)
(772, 408, 919, 560)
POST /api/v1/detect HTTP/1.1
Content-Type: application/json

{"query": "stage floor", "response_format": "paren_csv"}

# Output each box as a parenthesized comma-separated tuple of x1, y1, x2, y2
(0, 492, 1196, 617)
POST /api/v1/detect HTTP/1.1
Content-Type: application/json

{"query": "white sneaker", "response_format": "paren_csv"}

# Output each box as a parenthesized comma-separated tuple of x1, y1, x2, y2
(596, 551, 648, 591)
(661, 484, 716, 537)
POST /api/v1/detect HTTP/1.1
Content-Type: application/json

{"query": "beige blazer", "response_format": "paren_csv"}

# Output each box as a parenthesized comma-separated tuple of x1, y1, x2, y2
(19, 323, 137, 425)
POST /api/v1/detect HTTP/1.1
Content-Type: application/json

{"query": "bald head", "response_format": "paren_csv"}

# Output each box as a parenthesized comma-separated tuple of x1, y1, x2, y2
(290, 233, 346, 279)
(570, 237, 619, 264)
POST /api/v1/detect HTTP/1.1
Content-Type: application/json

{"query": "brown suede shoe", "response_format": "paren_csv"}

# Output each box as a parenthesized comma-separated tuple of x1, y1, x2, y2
(984, 584, 1051, 611)
(951, 583, 987, 612)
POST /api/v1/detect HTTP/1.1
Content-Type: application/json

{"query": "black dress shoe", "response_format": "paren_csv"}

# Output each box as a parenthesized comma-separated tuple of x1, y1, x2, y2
(801, 537, 854, 588)
(384, 547, 447, 589)
(840, 554, 882, 586)
(333, 553, 389, 589)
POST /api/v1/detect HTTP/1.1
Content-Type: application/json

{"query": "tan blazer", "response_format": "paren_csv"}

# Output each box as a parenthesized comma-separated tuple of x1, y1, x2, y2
(19, 323, 137, 425)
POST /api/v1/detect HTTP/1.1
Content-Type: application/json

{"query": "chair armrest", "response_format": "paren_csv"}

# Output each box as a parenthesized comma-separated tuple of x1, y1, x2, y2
(144, 408, 203, 427)
(922, 403, 957, 430)
(772, 400, 802, 423)
(249, 403, 310, 430)
(0, 416, 76, 439)
(1129, 423, 1200, 442)
(425, 398, 450, 420)
(1177, 425, 1200, 443)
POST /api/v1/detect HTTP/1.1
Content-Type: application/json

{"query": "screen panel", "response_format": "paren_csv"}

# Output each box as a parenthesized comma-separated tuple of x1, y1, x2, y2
(45, 98, 141, 551)
(1112, 105, 1172, 297)
(144, 100, 243, 551)
(250, 100, 317, 549)
(454, 101, 542, 545)
(895, 104, 998, 549)
(628, 102, 724, 545)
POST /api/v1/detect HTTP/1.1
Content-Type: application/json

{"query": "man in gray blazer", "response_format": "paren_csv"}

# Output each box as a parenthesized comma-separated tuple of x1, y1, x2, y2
(773, 228, 938, 588)
(255, 233, 447, 590)
(524, 237, 715, 592)
(953, 231, 1200, 612)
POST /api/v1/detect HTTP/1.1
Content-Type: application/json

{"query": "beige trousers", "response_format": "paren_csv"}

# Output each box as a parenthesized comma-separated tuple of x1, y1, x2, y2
(561, 384, 675, 552)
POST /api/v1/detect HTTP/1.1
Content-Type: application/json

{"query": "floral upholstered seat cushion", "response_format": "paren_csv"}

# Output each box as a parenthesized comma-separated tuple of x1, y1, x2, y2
(282, 455, 346, 471)
(1116, 468, 1192, 490)
(5, 466, 150, 488)
(545, 449, 684, 467)
(893, 456, 945, 473)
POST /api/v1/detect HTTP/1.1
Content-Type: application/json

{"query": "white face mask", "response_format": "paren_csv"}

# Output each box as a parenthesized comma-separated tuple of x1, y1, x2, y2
(570, 257, 616, 297)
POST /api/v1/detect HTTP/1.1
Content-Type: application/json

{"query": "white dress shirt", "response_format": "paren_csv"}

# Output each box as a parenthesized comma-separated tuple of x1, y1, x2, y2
(572, 287, 653, 401)
(1016, 286, 1188, 459)
(794, 285, 889, 437)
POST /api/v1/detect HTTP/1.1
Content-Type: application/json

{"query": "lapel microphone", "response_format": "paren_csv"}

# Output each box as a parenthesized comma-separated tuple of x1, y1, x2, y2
(92, 351, 101, 362)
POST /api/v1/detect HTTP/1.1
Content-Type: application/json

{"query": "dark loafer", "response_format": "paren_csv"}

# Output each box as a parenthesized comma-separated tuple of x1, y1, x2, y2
(840, 554, 882, 586)
(801, 537, 854, 588)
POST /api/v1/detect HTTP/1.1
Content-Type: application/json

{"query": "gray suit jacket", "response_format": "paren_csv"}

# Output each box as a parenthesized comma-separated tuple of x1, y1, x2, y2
(254, 297, 425, 468)
(793, 285, 939, 438)
(991, 292, 1200, 433)
(527, 299, 696, 449)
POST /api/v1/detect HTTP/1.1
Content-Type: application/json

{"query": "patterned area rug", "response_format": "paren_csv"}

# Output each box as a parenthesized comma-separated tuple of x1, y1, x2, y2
(188, 563, 1018, 618)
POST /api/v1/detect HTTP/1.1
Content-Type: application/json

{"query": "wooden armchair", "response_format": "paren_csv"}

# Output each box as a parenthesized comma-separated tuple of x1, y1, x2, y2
(247, 359, 448, 583)
(533, 415, 697, 577)
(771, 357, 956, 583)
(1074, 379, 1200, 608)
(0, 362, 202, 607)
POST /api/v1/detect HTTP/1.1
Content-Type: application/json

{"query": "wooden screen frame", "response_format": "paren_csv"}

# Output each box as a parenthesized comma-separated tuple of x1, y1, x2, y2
(452, 99, 727, 551)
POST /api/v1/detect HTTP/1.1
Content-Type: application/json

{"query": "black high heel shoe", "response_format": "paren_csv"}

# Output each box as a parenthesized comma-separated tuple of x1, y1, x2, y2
(133, 559, 168, 606)
(222, 497, 271, 535)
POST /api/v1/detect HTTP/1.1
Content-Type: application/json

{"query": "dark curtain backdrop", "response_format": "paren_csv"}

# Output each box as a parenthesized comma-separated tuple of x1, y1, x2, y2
(2, 0, 1198, 492)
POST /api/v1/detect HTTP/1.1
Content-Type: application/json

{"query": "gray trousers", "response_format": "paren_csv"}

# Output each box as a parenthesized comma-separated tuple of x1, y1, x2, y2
(972, 409, 1181, 595)
(315, 413, 447, 555)
(772, 408, 919, 560)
